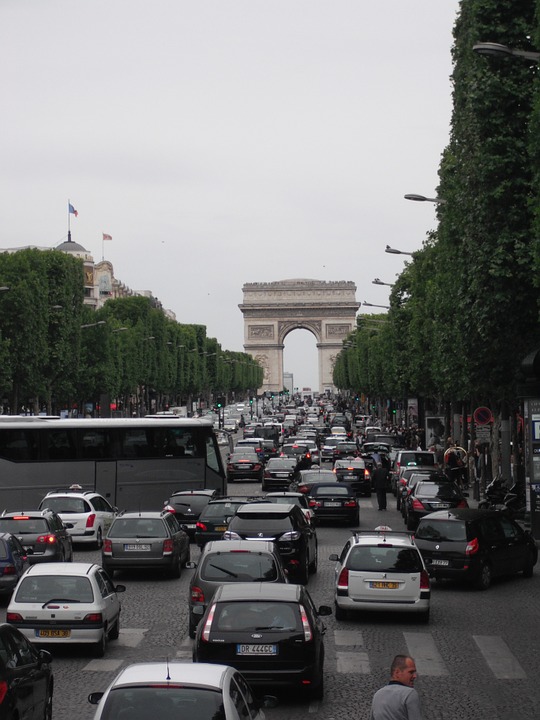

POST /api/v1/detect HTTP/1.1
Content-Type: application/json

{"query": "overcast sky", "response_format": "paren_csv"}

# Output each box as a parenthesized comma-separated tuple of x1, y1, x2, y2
(0, 0, 460, 392)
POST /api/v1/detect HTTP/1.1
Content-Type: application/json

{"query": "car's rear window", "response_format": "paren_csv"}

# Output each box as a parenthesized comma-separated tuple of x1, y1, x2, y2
(400, 453, 435, 467)
(214, 601, 301, 632)
(108, 518, 166, 538)
(229, 516, 292, 533)
(100, 687, 224, 720)
(347, 546, 423, 573)
(40, 497, 91, 514)
(311, 485, 351, 496)
(267, 459, 295, 469)
(169, 496, 211, 512)
(16, 575, 94, 603)
(415, 519, 467, 542)
(200, 502, 245, 520)
(201, 553, 279, 582)
(0, 518, 48, 534)
(416, 483, 461, 498)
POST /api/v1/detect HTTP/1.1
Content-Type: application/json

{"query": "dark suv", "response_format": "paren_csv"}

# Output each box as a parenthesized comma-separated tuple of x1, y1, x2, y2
(415, 508, 538, 590)
(163, 489, 220, 540)
(0, 510, 73, 564)
(102, 511, 190, 578)
(223, 503, 318, 584)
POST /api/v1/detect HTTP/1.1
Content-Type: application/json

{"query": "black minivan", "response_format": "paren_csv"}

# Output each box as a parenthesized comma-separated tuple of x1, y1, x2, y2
(415, 508, 537, 590)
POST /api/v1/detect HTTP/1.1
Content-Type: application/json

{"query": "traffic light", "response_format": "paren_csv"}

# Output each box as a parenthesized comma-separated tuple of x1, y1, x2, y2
(249, 396, 254, 405)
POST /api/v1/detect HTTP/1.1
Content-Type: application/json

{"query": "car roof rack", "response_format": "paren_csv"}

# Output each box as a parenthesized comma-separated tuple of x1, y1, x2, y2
(353, 529, 414, 543)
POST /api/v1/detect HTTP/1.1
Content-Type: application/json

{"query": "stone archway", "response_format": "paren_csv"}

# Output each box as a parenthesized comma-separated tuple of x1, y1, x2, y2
(239, 279, 360, 394)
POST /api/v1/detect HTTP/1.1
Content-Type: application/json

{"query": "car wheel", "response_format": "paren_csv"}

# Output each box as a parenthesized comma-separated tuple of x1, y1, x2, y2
(350, 511, 360, 527)
(43, 683, 53, 720)
(109, 614, 120, 640)
(170, 554, 182, 579)
(188, 616, 197, 639)
(335, 603, 347, 621)
(309, 543, 318, 574)
(475, 561, 492, 590)
(94, 528, 103, 550)
(261, 481, 267, 491)
(93, 630, 107, 657)
(297, 555, 309, 585)
(310, 671, 324, 700)
(522, 550, 535, 578)
(396, 496, 401, 510)
(419, 609, 430, 624)
(406, 515, 416, 531)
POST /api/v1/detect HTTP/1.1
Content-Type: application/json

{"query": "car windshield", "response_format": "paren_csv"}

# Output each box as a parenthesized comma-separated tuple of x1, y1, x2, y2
(415, 520, 467, 542)
(15, 575, 94, 603)
(201, 553, 279, 581)
(214, 601, 301, 632)
(0, 518, 48, 534)
(108, 518, 166, 538)
(40, 497, 91, 513)
(347, 546, 423, 573)
(99, 686, 225, 720)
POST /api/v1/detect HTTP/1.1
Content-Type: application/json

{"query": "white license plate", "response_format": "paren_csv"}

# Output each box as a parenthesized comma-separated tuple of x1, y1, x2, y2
(431, 559, 449, 566)
(437, 503, 450, 509)
(237, 644, 277, 655)
(324, 501, 341, 507)
(344, 475, 356, 480)
(186, 524, 196, 529)
(276, 473, 289, 477)
(124, 544, 151, 551)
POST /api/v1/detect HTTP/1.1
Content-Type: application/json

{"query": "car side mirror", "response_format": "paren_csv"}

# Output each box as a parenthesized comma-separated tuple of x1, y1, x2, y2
(186, 561, 197, 569)
(261, 695, 279, 709)
(317, 605, 332, 616)
(328, 553, 339, 561)
(38, 649, 52, 665)
(114, 584, 126, 593)
(112, 507, 119, 513)
(88, 692, 104, 705)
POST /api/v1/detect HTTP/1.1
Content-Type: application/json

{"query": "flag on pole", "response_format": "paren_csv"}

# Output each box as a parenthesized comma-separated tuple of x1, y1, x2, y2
(102, 233, 112, 241)
(68, 203, 78, 217)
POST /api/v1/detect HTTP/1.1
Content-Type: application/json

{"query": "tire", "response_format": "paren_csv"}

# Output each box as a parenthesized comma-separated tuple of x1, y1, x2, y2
(309, 543, 318, 574)
(310, 671, 324, 700)
(334, 603, 347, 621)
(406, 515, 416, 531)
(43, 683, 53, 720)
(419, 609, 430, 624)
(109, 614, 120, 640)
(350, 511, 360, 527)
(396, 495, 401, 511)
(94, 528, 103, 550)
(522, 551, 535, 578)
(296, 555, 309, 585)
(261, 482, 267, 491)
(92, 630, 107, 657)
(170, 554, 182, 579)
(188, 616, 197, 639)
(474, 561, 492, 590)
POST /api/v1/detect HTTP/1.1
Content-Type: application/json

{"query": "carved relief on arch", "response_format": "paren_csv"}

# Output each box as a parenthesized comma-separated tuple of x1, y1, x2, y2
(278, 319, 322, 344)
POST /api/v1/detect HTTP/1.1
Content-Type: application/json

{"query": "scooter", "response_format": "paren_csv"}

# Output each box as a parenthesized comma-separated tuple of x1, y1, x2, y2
(478, 478, 507, 510)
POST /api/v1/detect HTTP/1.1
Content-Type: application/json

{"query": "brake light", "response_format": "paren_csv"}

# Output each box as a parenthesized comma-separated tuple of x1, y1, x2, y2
(196, 521, 207, 531)
(223, 530, 241, 540)
(36, 534, 57, 544)
(306, 452, 311, 459)
(457, 500, 468, 508)
(0, 680, 7, 704)
(465, 537, 479, 556)
(6, 612, 22, 622)
(344, 500, 357, 508)
(2, 565, 15, 575)
(164, 504, 176, 513)
(279, 530, 301, 541)
(86, 513, 96, 529)
(411, 499, 425, 510)
(420, 569, 430, 589)
(253, 464, 262, 471)
(226, 464, 234, 470)
(202, 604, 216, 642)
(163, 538, 174, 555)
(337, 566, 349, 590)
(299, 604, 312, 641)
(297, 485, 309, 494)
(364, 469, 370, 478)
(103, 538, 112, 554)
(83, 613, 103, 623)
(308, 500, 321, 508)
(13, 516, 30, 520)
(191, 586, 205, 603)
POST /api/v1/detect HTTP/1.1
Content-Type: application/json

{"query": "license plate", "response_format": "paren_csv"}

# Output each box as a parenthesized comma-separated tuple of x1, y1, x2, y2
(324, 501, 341, 507)
(186, 524, 196, 529)
(344, 475, 356, 480)
(214, 526, 227, 532)
(38, 629, 71, 638)
(369, 581, 399, 589)
(237, 644, 277, 655)
(430, 559, 449, 566)
(124, 544, 151, 551)
(276, 473, 289, 477)
(437, 503, 450, 509)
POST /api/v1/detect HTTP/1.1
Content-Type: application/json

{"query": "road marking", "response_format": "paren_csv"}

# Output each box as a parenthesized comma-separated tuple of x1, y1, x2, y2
(116, 628, 146, 647)
(84, 658, 123, 672)
(334, 629, 364, 646)
(336, 650, 370, 673)
(473, 635, 527, 679)
(403, 632, 448, 676)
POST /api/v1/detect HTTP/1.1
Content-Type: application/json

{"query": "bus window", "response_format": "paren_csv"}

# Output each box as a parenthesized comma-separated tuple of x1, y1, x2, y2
(46, 429, 77, 460)
(81, 430, 110, 459)
(0, 430, 38, 462)
(206, 434, 220, 473)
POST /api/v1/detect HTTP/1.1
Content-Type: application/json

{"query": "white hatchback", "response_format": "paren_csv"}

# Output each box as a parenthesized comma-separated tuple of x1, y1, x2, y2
(39, 488, 117, 548)
(329, 528, 430, 622)
(6, 562, 125, 657)
(88, 662, 273, 720)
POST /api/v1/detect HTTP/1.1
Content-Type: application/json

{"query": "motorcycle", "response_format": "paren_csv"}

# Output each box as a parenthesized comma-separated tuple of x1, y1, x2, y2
(478, 478, 507, 509)
(479, 478, 526, 517)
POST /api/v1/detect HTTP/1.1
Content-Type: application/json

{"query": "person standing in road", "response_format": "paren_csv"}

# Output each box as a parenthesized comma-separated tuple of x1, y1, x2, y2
(372, 462, 389, 511)
(370, 655, 423, 720)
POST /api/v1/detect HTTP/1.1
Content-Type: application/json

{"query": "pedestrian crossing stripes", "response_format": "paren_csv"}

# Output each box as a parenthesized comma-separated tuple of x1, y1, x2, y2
(334, 629, 527, 680)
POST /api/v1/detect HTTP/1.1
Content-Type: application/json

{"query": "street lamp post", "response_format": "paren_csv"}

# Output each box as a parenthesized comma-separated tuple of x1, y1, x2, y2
(404, 194, 446, 204)
(385, 245, 413, 256)
(363, 301, 390, 310)
(472, 42, 540, 62)
(372, 278, 394, 287)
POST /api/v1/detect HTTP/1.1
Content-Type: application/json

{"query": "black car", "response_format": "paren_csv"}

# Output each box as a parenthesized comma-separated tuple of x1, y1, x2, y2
(260, 439, 280, 462)
(194, 496, 261, 548)
(280, 443, 313, 471)
(163, 489, 220, 540)
(0, 532, 29, 598)
(333, 459, 372, 496)
(192, 582, 331, 699)
(307, 483, 359, 526)
(0, 510, 73, 564)
(414, 508, 538, 590)
(224, 503, 318, 584)
(102, 510, 190, 578)
(292, 468, 337, 494)
(398, 470, 450, 513)
(0, 623, 53, 720)
(403, 481, 468, 530)
(226, 451, 265, 482)
(332, 442, 360, 462)
(262, 457, 297, 491)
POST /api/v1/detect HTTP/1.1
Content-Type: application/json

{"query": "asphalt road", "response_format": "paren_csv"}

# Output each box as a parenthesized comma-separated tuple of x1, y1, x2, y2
(3, 476, 539, 720)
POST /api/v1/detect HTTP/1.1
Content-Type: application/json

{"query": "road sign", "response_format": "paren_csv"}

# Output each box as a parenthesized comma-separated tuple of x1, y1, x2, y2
(473, 406, 493, 425)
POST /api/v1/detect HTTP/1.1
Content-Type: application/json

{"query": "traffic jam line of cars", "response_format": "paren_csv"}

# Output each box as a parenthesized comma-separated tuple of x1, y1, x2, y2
(0, 415, 539, 719)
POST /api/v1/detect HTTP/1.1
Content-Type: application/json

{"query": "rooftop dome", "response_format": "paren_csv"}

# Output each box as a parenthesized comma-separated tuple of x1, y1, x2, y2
(56, 239, 88, 253)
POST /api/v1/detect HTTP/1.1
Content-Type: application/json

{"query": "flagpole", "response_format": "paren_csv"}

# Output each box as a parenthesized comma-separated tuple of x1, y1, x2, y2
(102, 236, 104, 262)
(67, 199, 71, 242)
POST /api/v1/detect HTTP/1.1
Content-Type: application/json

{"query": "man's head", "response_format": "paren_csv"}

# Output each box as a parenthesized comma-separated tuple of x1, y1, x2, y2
(390, 655, 417, 687)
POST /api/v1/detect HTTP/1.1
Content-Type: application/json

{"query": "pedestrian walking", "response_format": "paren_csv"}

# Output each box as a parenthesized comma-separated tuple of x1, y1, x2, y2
(370, 654, 423, 720)
(372, 462, 389, 511)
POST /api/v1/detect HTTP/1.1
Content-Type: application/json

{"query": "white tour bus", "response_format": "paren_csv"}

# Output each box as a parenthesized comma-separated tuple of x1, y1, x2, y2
(0, 418, 227, 511)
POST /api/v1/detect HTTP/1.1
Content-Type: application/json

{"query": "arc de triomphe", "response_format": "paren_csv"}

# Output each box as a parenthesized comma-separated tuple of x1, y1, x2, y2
(239, 279, 360, 395)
